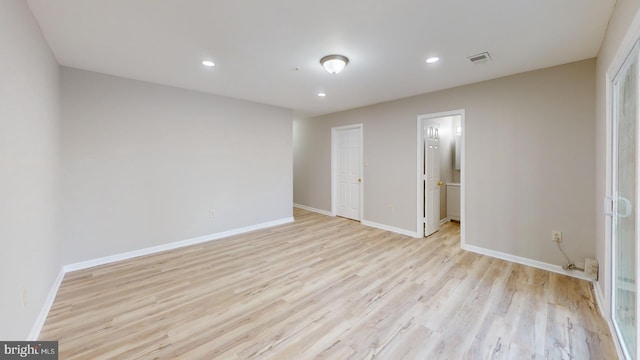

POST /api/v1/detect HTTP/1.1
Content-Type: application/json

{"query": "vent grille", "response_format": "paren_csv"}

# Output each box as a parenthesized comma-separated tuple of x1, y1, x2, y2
(585, 257, 599, 280)
(468, 52, 492, 64)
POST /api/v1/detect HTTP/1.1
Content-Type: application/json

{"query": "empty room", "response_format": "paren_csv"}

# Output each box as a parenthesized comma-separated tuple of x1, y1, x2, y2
(2, 0, 640, 358)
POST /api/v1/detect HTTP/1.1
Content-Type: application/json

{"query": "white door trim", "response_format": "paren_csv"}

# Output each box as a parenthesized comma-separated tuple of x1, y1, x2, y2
(417, 110, 465, 241)
(331, 124, 364, 220)
(604, 8, 640, 360)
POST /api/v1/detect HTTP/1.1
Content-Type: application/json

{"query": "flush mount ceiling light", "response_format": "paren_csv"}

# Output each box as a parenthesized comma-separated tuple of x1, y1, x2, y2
(202, 60, 215, 67)
(320, 54, 349, 74)
(426, 57, 440, 64)
(317, 92, 327, 97)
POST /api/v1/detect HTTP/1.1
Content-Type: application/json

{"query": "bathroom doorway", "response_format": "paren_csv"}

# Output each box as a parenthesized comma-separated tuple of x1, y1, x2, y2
(417, 110, 465, 238)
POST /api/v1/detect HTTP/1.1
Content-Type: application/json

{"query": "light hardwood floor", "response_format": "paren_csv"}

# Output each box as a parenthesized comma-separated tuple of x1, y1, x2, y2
(40, 208, 617, 359)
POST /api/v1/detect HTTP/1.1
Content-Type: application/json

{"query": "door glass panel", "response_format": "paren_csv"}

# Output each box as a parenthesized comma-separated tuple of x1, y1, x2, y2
(614, 44, 638, 359)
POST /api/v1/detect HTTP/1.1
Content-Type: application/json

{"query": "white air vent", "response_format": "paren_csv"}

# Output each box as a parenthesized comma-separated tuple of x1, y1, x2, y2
(468, 52, 492, 64)
(585, 257, 599, 280)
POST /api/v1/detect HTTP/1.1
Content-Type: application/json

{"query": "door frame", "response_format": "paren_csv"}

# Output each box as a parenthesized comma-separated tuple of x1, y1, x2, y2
(417, 109, 465, 240)
(605, 10, 640, 358)
(609, 42, 640, 360)
(331, 124, 364, 220)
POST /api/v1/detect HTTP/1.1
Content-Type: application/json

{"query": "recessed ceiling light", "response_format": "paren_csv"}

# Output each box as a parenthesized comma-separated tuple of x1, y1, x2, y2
(202, 60, 215, 67)
(317, 92, 327, 97)
(426, 57, 440, 64)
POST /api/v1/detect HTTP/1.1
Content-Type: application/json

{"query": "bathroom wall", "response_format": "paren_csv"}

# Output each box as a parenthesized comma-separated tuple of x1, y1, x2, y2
(437, 116, 455, 220)
(453, 116, 462, 183)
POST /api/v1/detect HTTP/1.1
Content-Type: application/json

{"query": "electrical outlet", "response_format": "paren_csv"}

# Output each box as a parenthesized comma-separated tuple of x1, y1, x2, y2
(552, 230, 562, 243)
(21, 288, 27, 307)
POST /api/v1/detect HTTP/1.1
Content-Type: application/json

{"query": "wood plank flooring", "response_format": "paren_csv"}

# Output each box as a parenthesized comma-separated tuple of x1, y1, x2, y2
(40, 208, 618, 359)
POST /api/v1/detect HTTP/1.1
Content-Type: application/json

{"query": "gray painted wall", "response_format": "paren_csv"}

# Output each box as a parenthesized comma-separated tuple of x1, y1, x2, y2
(0, 0, 62, 339)
(60, 68, 293, 265)
(434, 116, 457, 221)
(294, 59, 596, 268)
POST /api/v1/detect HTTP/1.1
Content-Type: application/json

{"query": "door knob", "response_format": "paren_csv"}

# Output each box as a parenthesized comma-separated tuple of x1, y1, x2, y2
(358, 178, 362, 183)
(437, 181, 443, 186)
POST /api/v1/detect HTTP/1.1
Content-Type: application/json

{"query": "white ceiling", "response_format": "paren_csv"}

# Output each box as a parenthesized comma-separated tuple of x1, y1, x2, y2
(27, 0, 615, 116)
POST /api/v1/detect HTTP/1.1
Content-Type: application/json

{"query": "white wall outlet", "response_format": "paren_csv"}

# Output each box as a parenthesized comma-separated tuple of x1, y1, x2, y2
(552, 230, 562, 243)
(210, 209, 216, 218)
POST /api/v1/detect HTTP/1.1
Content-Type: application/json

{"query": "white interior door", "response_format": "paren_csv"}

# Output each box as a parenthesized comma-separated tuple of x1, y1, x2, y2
(335, 127, 362, 220)
(424, 120, 441, 236)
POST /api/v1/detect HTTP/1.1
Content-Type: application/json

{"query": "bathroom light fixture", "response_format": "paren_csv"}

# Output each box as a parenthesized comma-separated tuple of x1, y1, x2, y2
(426, 57, 440, 64)
(202, 60, 215, 67)
(320, 55, 349, 74)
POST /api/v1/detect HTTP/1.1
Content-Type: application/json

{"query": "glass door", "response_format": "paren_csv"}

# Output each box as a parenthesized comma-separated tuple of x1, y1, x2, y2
(613, 41, 640, 360)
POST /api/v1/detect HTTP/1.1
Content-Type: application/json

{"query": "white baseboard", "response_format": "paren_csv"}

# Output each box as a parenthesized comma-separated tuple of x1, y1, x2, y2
(293, 203, 332, 216)
(64, 217, 294, 273)
(361, 220, 422, 238)
(294, 204, 421, 239)
(439, 217, 450, 225)
(593, 282, 625, 359)
(593, 281, 607, 318)
(28, 268, 65, 340)
(32, 216, 294, 340)
(461, 244, 592, 282)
